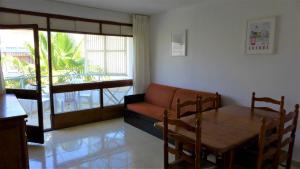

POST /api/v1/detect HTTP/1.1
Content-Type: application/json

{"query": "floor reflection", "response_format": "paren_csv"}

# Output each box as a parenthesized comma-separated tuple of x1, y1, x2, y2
(28, 118, 164, 169)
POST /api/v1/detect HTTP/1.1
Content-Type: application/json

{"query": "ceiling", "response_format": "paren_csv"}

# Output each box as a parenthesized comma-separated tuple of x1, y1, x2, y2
(50, 0, 201, 15)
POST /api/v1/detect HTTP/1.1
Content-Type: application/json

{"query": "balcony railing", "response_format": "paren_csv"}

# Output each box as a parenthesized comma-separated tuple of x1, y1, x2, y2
(4, 73, 130, 88)
(5, 74, 133, 129)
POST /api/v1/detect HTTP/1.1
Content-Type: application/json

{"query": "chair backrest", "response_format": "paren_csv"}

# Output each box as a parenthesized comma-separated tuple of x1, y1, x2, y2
(200, 92, 220, 112)
(251, 92, 284, 113)
(176, 96, 201, 118)
(163, 110, 202, 169)
(176, 93, 219, 118)
(171, 89, 219, 112)
(65, 92, 76, 102)
(278, 104, 299, 168)
(257, 118, 280, 169)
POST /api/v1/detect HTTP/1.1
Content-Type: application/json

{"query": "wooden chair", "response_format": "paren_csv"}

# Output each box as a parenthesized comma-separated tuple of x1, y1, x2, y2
(201, 93, 220, 112)
(61, 92, 78, 112)
(251, 92, 284, 113)
(256, 118, 280, 169)
(198, 93, 220, 160)
(176, 93, 220, 118)
(234, 118, 280, 169)
(176, 93, 220, 161)
(176, 96, 201, 118)
(235, 92, 285, 169)
(163, 110, 217, 169)
(278, 104, 299, 169)
(78, 90, 93, 108)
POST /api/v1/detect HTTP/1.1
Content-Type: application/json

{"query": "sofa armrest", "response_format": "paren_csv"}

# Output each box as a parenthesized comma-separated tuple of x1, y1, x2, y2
(124, 94, 145, 108)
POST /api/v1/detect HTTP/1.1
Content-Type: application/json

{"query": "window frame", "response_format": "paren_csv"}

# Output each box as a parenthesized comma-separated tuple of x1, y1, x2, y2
(0, 8, 134, 131)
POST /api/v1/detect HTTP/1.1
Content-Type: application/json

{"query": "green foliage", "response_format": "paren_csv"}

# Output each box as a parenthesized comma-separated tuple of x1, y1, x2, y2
(24, 32, 87, 85)
(1, 54, 36, 88)
(51, 33, 84, 73)
(3, 32, 116, 87)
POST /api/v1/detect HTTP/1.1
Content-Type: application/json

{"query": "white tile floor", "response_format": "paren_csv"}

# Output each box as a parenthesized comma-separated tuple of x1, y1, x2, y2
(28, 118, 165, 169)
(28, 118, 300, 169)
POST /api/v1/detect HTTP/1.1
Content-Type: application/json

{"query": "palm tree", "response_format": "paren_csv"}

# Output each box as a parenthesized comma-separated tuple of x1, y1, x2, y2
(25, 32, 49, 77)
(5, 32, 100, 87)
(51, 33, 84, 74)
(50, 32, 85, 83)
(26, 32, 85, 84)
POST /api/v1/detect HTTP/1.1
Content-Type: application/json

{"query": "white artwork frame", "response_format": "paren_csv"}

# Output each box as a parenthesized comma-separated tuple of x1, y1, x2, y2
(245, 16, 276, 55)
(171, 30, 187, 57)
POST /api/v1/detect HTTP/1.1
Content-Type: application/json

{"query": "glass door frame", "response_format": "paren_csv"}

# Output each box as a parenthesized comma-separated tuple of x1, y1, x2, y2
(0, 24, 44, 143)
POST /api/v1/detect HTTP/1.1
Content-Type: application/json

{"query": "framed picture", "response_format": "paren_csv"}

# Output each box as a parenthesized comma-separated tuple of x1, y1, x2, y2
(171, 30, 187, 56)
(245, 16, 276, 55)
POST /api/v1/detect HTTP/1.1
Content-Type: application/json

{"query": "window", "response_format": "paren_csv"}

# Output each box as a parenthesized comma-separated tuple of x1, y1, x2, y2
(51, 32, 133, 85)
(0, 30, 52, 128)
(0, 30, 49, 90)
(0, 29, 37, 89)
(0, 9, 134, 131)
(54, 90, 100, 114)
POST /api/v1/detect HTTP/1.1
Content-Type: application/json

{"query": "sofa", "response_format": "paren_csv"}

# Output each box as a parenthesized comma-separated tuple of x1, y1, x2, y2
(124, 83, 221, 138)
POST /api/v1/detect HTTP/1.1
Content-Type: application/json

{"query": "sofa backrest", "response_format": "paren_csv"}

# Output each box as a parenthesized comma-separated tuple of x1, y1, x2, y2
(170, 88, 218, 112)
(145, 83, 177, 108)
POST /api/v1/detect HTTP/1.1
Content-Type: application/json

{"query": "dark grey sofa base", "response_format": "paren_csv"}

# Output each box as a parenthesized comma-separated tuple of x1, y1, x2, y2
(124, 109, 163, 139)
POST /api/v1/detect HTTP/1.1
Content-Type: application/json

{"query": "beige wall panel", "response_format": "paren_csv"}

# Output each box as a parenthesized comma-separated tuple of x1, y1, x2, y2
(0, 12, 20, 25)
(120, 25, 132, 36)
(102, 24, 121, 35)
(20, 14, 47, 29)
(75, 21, 100, 33)
(50, 18, 75, 31)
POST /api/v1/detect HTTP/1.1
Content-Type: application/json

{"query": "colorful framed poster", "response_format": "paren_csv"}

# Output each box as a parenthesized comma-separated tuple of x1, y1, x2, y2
(245, 16, 276, 55)
(171, 30, 187, 56)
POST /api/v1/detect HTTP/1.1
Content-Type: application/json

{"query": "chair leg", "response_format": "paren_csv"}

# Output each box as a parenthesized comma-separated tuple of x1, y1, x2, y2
(202, 149, 209, 160)
(222, 150, 234, 169)
(90, 96, 93, 108)
(175, 141, 183, 160)
(78, 97, 81, 109)
(75, 101, 78, 110)
(286, 155, 292, 169)
(61, 101, 64, 113)
(216, 153, 223, 168)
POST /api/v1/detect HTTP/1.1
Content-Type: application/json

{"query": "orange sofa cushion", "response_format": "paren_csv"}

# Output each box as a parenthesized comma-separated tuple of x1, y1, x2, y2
(128, 103, 177, 121)
(127, 102, 166, 121)
(145, 83, 177, 108)
(171, 89, 217, 114)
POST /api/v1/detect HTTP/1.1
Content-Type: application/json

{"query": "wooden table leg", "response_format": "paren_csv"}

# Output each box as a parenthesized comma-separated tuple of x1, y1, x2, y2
(222, 150, 234, 169)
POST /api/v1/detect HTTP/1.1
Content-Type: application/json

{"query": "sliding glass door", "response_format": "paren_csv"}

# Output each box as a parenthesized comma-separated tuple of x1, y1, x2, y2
(0, 24, 44, 143)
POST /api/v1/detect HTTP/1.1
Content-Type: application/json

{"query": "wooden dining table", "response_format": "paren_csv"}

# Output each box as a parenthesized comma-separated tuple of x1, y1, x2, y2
(154, 105, 279, 169)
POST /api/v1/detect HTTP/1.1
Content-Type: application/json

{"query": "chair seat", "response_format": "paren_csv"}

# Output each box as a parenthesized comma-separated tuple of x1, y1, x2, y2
(169, 159, 217, 169)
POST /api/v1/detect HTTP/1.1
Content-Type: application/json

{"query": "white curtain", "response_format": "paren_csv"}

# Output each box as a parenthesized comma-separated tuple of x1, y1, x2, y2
(0, 62, 5, 95)
(133, 14, 151, 94)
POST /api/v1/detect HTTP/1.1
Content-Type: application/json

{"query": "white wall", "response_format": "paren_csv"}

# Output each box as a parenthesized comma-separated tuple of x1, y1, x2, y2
(0, 0, 131, 23)
(150, 0, 300, 161)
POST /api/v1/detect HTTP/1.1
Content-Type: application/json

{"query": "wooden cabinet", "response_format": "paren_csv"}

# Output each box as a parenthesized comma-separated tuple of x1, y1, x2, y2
(0, 94, 29, 169)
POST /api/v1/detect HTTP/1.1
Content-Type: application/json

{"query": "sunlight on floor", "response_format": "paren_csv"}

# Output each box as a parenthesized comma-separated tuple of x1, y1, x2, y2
(28, 118, 164, 169)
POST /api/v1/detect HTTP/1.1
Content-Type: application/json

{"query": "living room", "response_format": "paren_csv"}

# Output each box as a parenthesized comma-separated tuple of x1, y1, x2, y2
(0, 0, 299, 168)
